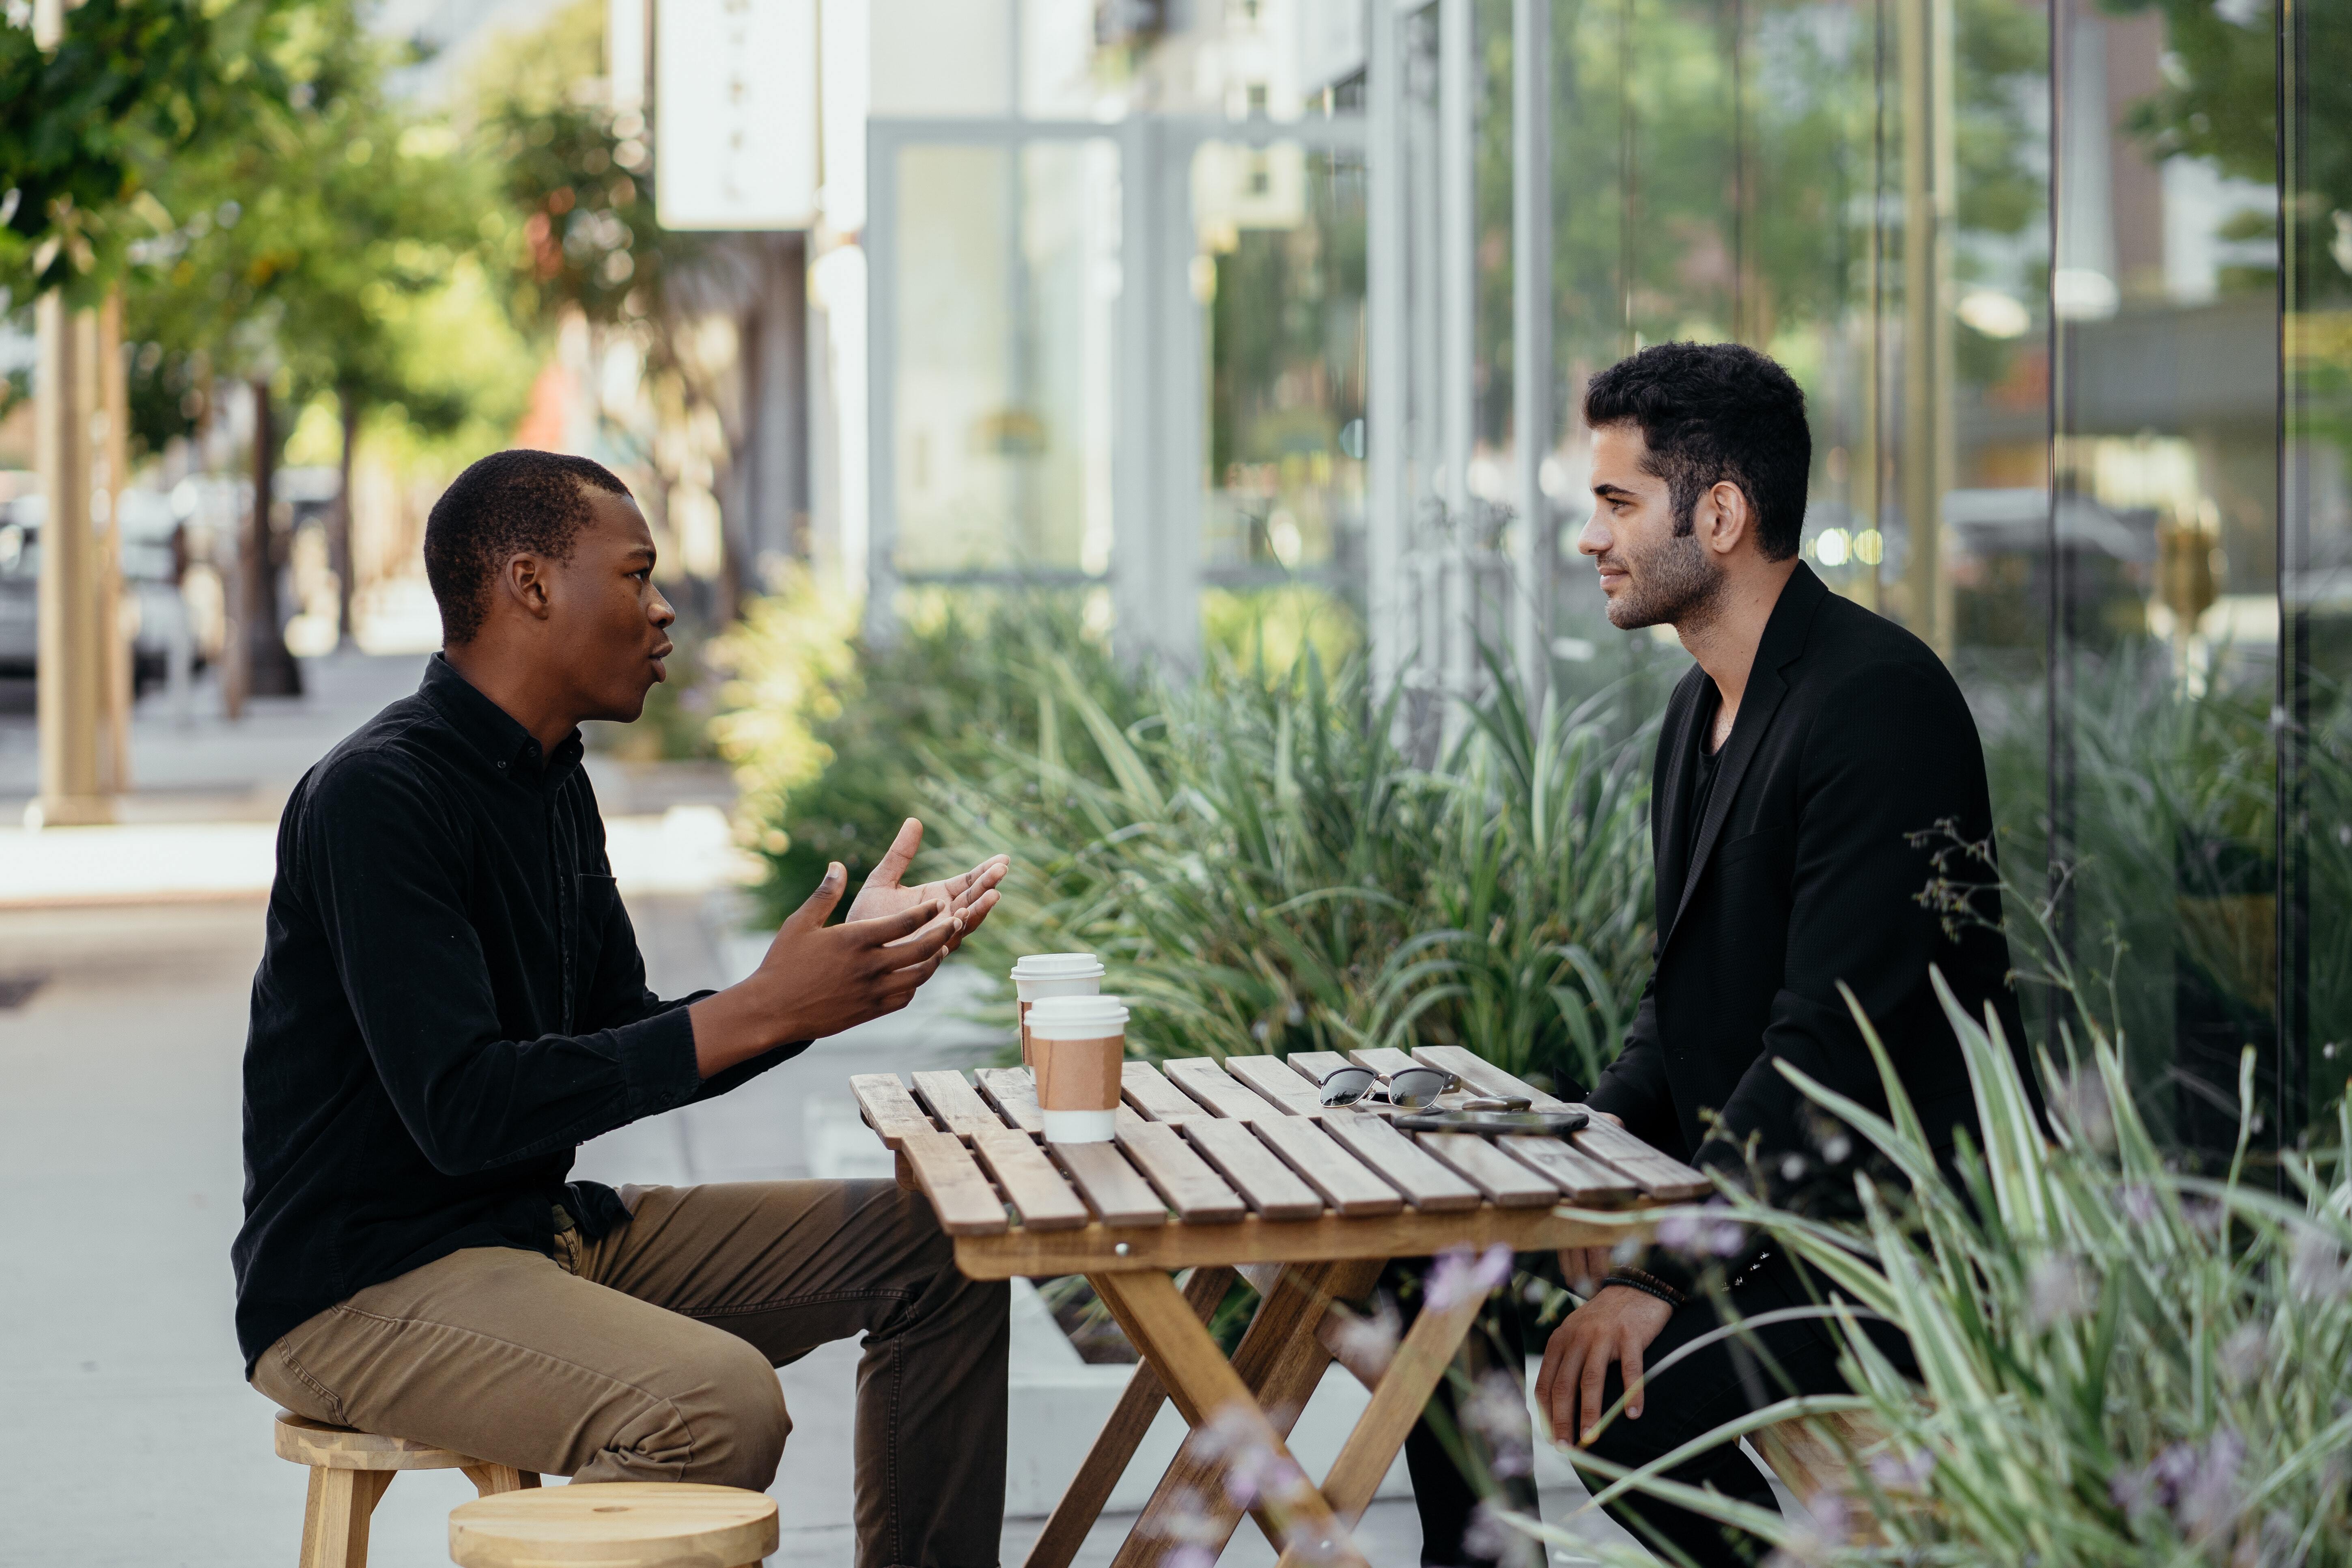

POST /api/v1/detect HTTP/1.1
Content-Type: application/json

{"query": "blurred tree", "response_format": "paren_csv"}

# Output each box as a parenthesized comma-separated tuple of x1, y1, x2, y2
(470, 0, 782, 620)
(0, 0, 298, 302)
(122, 3, 485, 652)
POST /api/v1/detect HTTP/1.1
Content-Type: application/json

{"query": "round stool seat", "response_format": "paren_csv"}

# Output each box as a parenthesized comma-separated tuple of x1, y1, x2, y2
(276, 1409, 471, 1472)
(448, 1482, 779, 1568)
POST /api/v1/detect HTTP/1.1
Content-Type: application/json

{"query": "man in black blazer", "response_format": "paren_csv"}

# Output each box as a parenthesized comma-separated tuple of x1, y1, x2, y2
(1530, 342, 2026, 1564)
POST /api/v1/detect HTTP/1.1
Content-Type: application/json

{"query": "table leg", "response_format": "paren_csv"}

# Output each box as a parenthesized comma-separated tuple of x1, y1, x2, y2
(1021, 1265, 1236, 1568)
(1106, 1258, 1383, 1568)
(1092, 1270, 1371, 1568)
(1269, 1283, 1494, 1568)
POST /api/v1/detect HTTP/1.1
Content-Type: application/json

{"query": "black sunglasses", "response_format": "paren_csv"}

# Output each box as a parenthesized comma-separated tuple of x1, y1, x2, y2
(1312, 1064, 1530, 1113)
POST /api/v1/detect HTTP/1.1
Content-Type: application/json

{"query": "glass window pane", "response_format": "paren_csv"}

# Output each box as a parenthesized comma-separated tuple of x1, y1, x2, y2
(891, 140, 1118, 578)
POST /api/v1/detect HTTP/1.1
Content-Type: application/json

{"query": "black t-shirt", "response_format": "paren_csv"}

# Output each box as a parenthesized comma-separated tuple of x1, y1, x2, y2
(1687, 689, 1725, 842)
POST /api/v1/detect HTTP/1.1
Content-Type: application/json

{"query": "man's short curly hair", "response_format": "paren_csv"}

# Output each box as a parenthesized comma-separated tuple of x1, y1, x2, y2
(424, 449, 633, 644)
(1583, 342, 1811, 561)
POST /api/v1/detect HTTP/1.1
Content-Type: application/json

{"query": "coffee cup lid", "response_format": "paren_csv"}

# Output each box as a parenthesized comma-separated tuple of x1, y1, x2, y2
(1026, 993, 1129, 1036)
(1011, 952, 1105, 980)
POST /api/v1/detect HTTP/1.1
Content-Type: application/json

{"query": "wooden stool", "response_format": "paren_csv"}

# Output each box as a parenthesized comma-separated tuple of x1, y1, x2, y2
(275, 1409, 539, 1568)
(1754, 1410, 1899, 1542)
(447, 1482, 779, 1568)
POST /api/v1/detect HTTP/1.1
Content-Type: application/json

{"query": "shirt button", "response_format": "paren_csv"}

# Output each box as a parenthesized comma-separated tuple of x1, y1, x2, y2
(496, 761, 506, 769)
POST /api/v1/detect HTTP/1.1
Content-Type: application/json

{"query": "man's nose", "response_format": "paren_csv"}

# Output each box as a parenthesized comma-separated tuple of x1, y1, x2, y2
(1576, 514, 1609, 558)
(650, 588, 676, 627)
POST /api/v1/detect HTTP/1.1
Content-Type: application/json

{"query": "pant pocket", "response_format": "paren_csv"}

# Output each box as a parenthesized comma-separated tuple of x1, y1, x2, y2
(253, 1328, 349, 1428)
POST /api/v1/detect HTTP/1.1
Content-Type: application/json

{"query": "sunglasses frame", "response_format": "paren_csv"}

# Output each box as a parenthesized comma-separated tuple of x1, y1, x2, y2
(1312, 1064, 1460, 1109)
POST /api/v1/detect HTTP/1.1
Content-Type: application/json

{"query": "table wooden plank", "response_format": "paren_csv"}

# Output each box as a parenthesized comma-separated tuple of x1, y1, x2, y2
(896, 1128, 1011, 1234)
(970, 1126, 1092, 1230)
(1568, 1129, 1714, 1202)
(1114, 1121, 1249, 1224)
(1049, 1141, 1169, 1227)
(851, 1073, 939, 1148)
(951, 1207, 1638, 1277)
(1415, 1132, 1562, 1208)
(1499, 1134, 1641, 1205)
(1163, 1057, 1279, 1122)
(973, 1067, 1046, 1136)
(1119, 1060, 1208, 1124)
(910, 1070, 1009, 1139)
(1408, 1044, 1573, 1108)
(1114, 1101, 1152, 1133)
(1221, 1054, 1332, 1118)
(1407, 1044, 1714, 1199)
(1249, 1116, 1404, 1216)
(1345, 1044, 1424, 1079)
(1318, 1112, 1484, 1212)
(1181, 1118, 1324, 1220)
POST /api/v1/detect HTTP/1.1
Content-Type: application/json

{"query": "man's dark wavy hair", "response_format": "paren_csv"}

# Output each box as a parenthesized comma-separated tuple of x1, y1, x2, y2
(424, 449, 632, 644)
(1582, 342, 1810, 562)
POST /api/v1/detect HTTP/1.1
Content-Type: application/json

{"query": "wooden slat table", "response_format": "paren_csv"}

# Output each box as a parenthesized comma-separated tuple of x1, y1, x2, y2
(853, 1050, 1710, 1568)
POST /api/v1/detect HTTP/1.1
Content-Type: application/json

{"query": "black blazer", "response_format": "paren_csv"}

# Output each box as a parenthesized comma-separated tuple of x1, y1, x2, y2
(1586, 564, 2029, 1171)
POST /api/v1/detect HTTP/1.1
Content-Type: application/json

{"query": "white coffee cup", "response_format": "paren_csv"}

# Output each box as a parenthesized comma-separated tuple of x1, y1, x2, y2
(1026, 993, 1128, 1144)
(1011, 953, 1105, 1068)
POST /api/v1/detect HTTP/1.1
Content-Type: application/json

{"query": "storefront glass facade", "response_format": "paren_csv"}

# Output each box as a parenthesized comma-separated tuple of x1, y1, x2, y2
(848, 0, 2348, 1144)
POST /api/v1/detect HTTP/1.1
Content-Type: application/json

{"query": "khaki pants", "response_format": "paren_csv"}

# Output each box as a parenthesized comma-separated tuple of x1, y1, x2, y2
(251, 1180, 1008, 1568)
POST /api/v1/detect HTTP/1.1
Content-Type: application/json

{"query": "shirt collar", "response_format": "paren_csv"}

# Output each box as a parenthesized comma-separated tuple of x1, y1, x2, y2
(418, 653, 586, 786)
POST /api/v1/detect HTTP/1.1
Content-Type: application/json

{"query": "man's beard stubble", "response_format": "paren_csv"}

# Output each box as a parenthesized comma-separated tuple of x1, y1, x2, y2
(1603, 525, 1724, 631)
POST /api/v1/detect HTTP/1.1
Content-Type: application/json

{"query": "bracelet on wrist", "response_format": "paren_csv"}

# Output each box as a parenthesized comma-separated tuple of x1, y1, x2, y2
(1603, 1269, 1686, 1310)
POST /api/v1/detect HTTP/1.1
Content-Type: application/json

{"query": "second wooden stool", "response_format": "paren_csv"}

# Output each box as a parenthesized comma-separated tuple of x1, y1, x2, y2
(448, 1482, 779, 1568)
(275, 1409, 538, 1568)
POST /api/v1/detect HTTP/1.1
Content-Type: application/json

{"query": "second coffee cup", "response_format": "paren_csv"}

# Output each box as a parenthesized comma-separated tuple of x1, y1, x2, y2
(1025, 993, 1127, 1144)
(1011, 952, 1105, 1068)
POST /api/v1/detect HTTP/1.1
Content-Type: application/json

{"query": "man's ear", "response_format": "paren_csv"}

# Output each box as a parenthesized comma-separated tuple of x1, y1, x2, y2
(499, 553, 554, 622)
(1699, 480, 1752, 557)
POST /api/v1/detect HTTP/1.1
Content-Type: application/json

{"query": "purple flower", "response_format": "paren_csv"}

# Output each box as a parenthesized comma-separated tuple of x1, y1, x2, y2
(2027, 1254, 2095, 1328)
(1656, 1201, 1747, 1261)
(1868, 1448, 1935, 1494)
(2290, 1228, 2352, 1303)
(2120, 1184, 2159, 1225)
(2111, 1430, 2246, 1540)
(1160, 1548, 1216, 1568)
(1326, 1297, 1401, 1380)
(1461, 1369, 1534, 1449)
(1427, 1243, 1514, 1311)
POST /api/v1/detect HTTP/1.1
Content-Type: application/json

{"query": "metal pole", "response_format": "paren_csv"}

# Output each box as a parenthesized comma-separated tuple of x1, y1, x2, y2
(1439, 0, 1475, 717)
(1366, 2, 1407, 702)
(1511, 0, 1553, 705)
(1898, 0, 1954, 653)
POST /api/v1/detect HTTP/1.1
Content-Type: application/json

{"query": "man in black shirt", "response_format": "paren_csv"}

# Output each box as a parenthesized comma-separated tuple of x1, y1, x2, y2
(235, 450, 1011, 1567)
(1531, 345, 2027, 1564)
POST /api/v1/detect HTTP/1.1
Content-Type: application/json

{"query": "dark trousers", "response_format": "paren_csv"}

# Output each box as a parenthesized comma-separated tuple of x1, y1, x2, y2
(1579, 1257, 1871, 1567)
(1387, 1258, 1542, 1568)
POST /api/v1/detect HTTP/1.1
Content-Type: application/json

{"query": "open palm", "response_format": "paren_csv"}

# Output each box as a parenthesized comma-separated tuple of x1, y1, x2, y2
(846, 818, 1009, 954)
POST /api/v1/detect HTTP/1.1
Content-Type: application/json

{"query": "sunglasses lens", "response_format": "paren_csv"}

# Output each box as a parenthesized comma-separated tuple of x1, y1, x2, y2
(1319, 1067, 1378, 1107)
(1387, 1067, 1450, 1109)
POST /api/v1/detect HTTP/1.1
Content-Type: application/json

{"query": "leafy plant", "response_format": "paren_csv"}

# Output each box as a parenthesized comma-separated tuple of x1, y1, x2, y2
(1514, 839, 2352, 1566)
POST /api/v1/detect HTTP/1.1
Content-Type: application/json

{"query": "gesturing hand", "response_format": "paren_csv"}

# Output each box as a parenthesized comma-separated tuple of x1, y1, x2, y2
(847, 818, 1008, 956)
(1534, 1281, 1674, 1448)
(687, 862, 963, 1077)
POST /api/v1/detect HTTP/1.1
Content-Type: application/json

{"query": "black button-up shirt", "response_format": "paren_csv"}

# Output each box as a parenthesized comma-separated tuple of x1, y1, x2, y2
(232, 655, 796, 1371)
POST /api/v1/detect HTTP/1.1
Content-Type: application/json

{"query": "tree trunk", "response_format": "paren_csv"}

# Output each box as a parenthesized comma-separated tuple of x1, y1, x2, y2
(244, 375, 303, 699)
(334, 388, 359, 649)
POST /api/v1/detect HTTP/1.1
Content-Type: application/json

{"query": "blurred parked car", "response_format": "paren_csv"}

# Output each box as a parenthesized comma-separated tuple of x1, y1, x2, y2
(0, 491, 203, 694)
